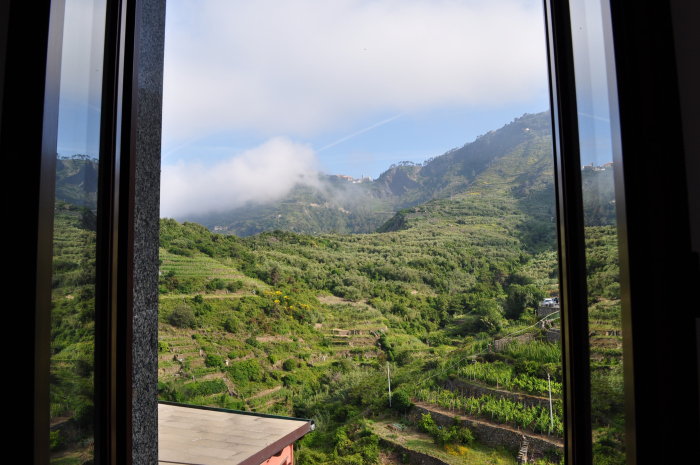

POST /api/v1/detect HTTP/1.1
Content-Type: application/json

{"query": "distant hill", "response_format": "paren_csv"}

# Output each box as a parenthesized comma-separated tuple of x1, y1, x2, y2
(52, 112, 614, 233)
(581, 169, 616, 227)
(181, 111, 565, 236)
(55, 155, 99, 210)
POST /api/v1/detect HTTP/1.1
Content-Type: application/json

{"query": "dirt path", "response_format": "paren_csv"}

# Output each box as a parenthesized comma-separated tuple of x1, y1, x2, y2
(50, 411, 74, 427)
(317, 295, 369, 306)
(159, 294, 245, 300)
(248, 385, 282, 400)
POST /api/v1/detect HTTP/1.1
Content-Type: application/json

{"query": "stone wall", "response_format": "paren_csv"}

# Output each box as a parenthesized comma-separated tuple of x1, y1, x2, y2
(493, 332, 534, 352)
(537, 305, 560, 318)
(430, 379, 551, 409)
(545, 329, 561, 343)
(377, 439, 449, 465)
(411, 405, 563, 461)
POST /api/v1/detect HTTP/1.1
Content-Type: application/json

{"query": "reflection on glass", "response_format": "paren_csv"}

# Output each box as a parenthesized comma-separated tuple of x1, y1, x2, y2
(50, 0, 105, 462)
(570, 0, 626, 463)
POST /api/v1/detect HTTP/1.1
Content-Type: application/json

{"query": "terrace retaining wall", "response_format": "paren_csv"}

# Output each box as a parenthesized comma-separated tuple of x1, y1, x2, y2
(435, 379, 552, 409)
(493, 332, 534, 352)
(411, 405, 563, 461)
(538, 305, 560, 318)
(545, 329, 561, 343)
(377, 438, 449, 465)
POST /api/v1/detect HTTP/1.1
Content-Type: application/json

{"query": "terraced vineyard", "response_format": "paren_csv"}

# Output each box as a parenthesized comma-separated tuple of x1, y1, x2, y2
(46, 111, 626, 464)
(149, 111, 622, 464)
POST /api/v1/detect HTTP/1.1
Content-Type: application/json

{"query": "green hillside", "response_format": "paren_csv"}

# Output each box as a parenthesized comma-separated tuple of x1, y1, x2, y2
(49, 202, 97, 460)
(55, 155, 99, 210)
(48, 110, 623, 464)
(178, 111, 558, 237)
(54, 111, 613, 237)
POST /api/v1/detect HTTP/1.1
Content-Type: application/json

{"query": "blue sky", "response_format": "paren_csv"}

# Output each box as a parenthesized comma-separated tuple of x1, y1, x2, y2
(570, 0, 616, 168)
(161, 102, 550, 181)
(157, 0, 553, 217)
(56, 0, 106, 159)
(52, 0, 614, 220)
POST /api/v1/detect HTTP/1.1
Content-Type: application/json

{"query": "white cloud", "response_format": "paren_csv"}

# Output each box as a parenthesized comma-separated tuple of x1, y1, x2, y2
(160, 137, 319, 217)
(162, 0, 548, 143)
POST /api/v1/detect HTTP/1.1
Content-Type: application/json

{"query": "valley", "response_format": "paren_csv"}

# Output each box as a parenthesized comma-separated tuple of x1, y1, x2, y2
(49, 110, 623, 465)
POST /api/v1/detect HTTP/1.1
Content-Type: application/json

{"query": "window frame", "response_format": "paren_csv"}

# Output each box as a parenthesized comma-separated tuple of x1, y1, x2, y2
(4, 0, 698, 463)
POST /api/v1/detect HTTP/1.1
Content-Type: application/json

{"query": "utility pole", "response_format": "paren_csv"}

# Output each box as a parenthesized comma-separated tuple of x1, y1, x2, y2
(548, 373, 554, 434)
(387, 362, 392, 407)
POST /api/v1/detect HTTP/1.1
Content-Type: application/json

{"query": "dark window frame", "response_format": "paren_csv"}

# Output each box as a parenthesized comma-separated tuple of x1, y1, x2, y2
(3, 1, 698, 463)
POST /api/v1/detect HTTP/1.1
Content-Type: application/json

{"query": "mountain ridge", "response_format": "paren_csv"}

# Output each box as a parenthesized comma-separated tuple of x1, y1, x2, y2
(181, 111, 562, 236)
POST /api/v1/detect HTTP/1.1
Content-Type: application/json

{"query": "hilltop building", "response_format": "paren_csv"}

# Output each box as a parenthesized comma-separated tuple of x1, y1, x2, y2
(331, 174, 354, 181)
(582, 161, 614, 171)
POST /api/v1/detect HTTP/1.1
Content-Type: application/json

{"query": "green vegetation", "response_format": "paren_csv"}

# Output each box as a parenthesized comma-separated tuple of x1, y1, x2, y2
(417, 390, 564, 437)
(55, 155, 99, 209)
(151, 114, 568, 461)
(417, 414, 475, 447)
(50, 111, 624, 464)
(50, 202, 97, 463)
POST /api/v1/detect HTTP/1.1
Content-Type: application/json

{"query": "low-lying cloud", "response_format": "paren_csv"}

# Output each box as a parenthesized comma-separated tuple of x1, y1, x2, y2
(160, 137, 319, 218)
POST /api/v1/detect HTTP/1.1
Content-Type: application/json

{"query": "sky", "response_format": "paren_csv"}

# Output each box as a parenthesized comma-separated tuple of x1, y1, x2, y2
(570, 0, 616, 168)
(56, 0, 106, 159)
(157, 0, 553, 217)
(49, 0, 618, 219)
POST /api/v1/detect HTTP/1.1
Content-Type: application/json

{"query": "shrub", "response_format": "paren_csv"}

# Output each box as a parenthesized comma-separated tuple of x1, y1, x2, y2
(228, 349, 247, 359)
(226, 280, 243, 292)
(269, 354, 279, 365)
(394, 350, 413, 367)
(228, 359, 262, 384)
(184, 379, 227, 397)
(417, 413, 474, 447)
(603, 282, 621, 300)
(73, 399, 94, 428)
(337, 454, 363, 465)
(205, 354, 224, 368)
(245, 337, 261, 349)
(169, 305, 195, 328)
(391, 391, 413, 412)
(158, 341, 169, 353)
(75, 358, 93, 377)
(195, 302, 213, 316)
(50, 430, 64, 451)
(337, 358, 352, 374)
(224, 316, 240, 333)
(283, 358, 297, 371)
(193, 294, 204, 304)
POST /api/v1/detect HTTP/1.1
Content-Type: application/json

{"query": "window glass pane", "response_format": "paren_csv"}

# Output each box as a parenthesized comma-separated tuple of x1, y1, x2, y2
(569, 0, 626, 463)
(50, 0, 106, 462)
(159, 1, 564, 463)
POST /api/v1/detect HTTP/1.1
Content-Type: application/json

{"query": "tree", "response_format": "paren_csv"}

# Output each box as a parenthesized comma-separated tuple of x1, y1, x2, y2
(504, 284, 547, 319)
(392, 391, 413, 412)
(224, 315, 240, 333)
(169, 304, 195, 328)
(205, 354, 224, 368)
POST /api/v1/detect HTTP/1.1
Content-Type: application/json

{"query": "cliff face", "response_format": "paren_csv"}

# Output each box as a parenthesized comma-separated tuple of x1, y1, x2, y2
(375, 166, 422, 197)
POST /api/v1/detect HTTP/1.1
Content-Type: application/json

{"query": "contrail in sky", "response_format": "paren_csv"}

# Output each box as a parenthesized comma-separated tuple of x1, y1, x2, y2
(316, 113, 404, 152)
(161, 136, 202, 159)
(578, 112, 610, 123)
